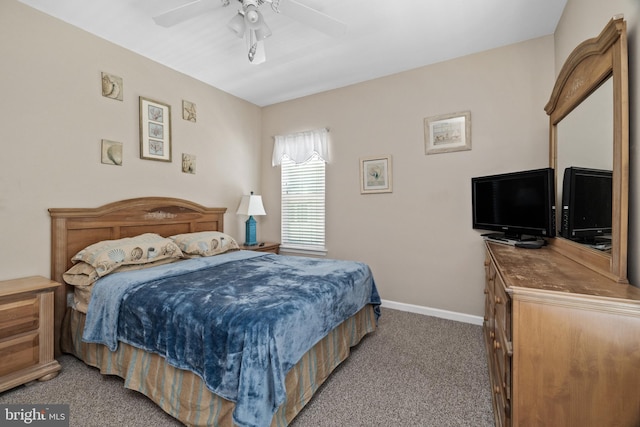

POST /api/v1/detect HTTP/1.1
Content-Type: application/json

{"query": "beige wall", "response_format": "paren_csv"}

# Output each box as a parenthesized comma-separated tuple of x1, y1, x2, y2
(553, 0, 640, 285)
(0, 1, 262, 281)
(10, 0, 629, 319)
(261, 37, 555, 317)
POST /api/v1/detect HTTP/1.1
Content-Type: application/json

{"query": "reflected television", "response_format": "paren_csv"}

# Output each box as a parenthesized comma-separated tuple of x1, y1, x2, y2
(560, 167, 612, 242)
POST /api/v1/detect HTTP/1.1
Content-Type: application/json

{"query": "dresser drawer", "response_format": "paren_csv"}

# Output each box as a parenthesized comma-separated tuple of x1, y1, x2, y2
(491, 350, 508, 425)
(488, 361, 503, 427)
(493, 272, 511, 342)
(0, 294, 39, 340)
(494, 325, 512, 399)
(0, 332, 39, 377)
(484, 261, 495, 339)
(483, 294, 493, 342)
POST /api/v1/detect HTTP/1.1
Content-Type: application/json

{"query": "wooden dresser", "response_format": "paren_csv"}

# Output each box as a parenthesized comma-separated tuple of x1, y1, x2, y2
(483, 241, 640, 426)
(0, 276, 61, 392)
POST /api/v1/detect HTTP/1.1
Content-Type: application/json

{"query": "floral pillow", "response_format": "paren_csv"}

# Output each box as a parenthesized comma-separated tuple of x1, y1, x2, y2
(70, 233, 183, 278)
(170, 231, 239, 257)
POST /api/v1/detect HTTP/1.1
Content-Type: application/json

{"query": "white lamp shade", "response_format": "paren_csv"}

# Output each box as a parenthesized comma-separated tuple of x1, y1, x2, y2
(236, 194, 266, 216)
(227, 12, 246, 38)
(254, 22, 272, 40)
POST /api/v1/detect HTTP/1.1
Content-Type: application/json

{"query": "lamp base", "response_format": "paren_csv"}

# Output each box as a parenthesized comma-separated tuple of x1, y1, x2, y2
(244, 216, 258, 246)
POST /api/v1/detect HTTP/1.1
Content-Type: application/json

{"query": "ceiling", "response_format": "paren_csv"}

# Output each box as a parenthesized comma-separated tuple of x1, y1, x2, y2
(18, 0, 567, 107)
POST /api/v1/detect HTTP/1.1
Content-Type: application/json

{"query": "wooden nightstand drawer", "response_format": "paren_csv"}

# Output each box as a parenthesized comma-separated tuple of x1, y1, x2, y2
(0, 276, 61, 393)
(0, 332, 39, 377)
(0, 294, 40, 340)
(240, 242, 280, 254)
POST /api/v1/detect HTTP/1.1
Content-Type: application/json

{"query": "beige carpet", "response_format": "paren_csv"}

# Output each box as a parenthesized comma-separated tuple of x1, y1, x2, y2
(0, 308, 493, 426)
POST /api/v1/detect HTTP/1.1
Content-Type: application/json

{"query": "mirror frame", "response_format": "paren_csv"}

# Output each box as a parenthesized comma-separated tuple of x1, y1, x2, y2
(544, 16, 629, 283)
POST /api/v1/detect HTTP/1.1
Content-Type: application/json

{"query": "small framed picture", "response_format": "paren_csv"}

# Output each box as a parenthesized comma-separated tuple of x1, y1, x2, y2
(424, 111, 471, 155)
(360, 155, 392, 194)
(101, 72, 123, 101)
(182, 100, 196, 122)
(182, 153, 196, 174)
(101, 139, 122, 166)
(139, 97, 171, 162)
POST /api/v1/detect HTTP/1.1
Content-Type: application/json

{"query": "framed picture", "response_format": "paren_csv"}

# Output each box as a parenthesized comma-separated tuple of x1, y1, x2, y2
(101, 139, 122, 166)
(182, 153, 196, 174)
(139, 97, 172, 162)
(101, 72, 123, 101)
(182, 100, 197, 122)
(360, 155, 392, 194)
(424, 111, 471, 155)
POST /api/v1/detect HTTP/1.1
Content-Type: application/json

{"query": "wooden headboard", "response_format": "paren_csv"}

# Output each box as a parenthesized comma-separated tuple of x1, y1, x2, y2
(49, 197, 227, 356)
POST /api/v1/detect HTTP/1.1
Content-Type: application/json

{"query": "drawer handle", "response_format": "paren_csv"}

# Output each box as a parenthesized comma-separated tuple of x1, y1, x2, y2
(494, 385, 501, 395)
(484, 288, 489, 295)
(490, 331, 495, 339)
(494, 339, 501, 350)
(495, 296, 503, 304)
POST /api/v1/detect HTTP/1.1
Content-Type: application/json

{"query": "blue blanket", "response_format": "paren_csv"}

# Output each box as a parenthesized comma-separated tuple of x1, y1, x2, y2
(83, 251, 380, 427)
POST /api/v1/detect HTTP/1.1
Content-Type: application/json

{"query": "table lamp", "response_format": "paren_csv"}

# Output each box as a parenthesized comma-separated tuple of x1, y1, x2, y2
(236, 192, 266, 246)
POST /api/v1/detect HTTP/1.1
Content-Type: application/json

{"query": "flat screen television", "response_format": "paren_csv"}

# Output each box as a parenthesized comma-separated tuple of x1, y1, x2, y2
(560, 166, 612, 242)
(472, 168, 556, 240)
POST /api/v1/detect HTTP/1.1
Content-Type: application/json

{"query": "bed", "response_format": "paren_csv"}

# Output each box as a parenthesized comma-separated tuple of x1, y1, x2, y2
(49, 197, 380, 427)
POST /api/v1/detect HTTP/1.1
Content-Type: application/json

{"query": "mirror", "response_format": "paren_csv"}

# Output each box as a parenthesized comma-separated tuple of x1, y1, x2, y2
(557, 79, 612, 178)
(545, 16, 629, 283)
(556, 78, 613, 246)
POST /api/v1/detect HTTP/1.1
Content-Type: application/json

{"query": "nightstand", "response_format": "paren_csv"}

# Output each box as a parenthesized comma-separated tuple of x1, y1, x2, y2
(240, 242, 280, 254)
(0, 276, 61, 393)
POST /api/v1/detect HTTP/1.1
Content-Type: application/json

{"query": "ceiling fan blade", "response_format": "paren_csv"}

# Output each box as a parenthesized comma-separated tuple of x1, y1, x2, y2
(278, 0, 347, 38)
(153, 0, 220, 27)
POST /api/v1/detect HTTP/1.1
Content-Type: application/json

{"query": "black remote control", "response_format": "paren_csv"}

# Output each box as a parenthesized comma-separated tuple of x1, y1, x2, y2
(514, 240, 544, 249)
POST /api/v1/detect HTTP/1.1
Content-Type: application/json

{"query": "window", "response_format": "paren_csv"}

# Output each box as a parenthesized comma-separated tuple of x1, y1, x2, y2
(273, 128, 328, 255)
(281, 154, 326, 252)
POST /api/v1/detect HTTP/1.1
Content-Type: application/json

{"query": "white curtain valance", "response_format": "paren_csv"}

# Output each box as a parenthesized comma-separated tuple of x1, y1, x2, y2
(272, 128, 329, 166)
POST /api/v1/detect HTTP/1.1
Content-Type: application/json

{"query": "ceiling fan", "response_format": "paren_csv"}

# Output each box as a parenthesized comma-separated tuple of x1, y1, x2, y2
(153, 0, 347, 64)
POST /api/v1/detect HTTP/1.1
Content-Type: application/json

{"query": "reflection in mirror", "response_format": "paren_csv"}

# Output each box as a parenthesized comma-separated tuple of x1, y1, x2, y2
(559, 166, 612, 248)
(556, 78, 613, 251)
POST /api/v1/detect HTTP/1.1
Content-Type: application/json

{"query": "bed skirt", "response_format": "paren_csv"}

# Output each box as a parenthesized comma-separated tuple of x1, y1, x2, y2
(61, 304, 377, 426)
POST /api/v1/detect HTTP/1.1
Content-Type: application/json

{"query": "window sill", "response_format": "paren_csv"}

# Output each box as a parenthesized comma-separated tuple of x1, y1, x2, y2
(280, 245, 327, 257)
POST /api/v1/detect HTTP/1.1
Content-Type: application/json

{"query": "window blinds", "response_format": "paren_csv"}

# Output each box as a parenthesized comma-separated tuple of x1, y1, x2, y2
(280, 155, 325, 249)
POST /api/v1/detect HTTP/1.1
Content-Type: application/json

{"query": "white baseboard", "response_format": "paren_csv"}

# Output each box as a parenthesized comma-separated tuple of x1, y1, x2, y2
(380, 299, 484, 326)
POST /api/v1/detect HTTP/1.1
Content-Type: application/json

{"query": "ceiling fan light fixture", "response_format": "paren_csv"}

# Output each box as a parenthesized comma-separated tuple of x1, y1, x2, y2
(244, 5, 264, 29)
(246, 31, 266, 64)
(254, 22, 272, 40)
(227, 12, 246, 38)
